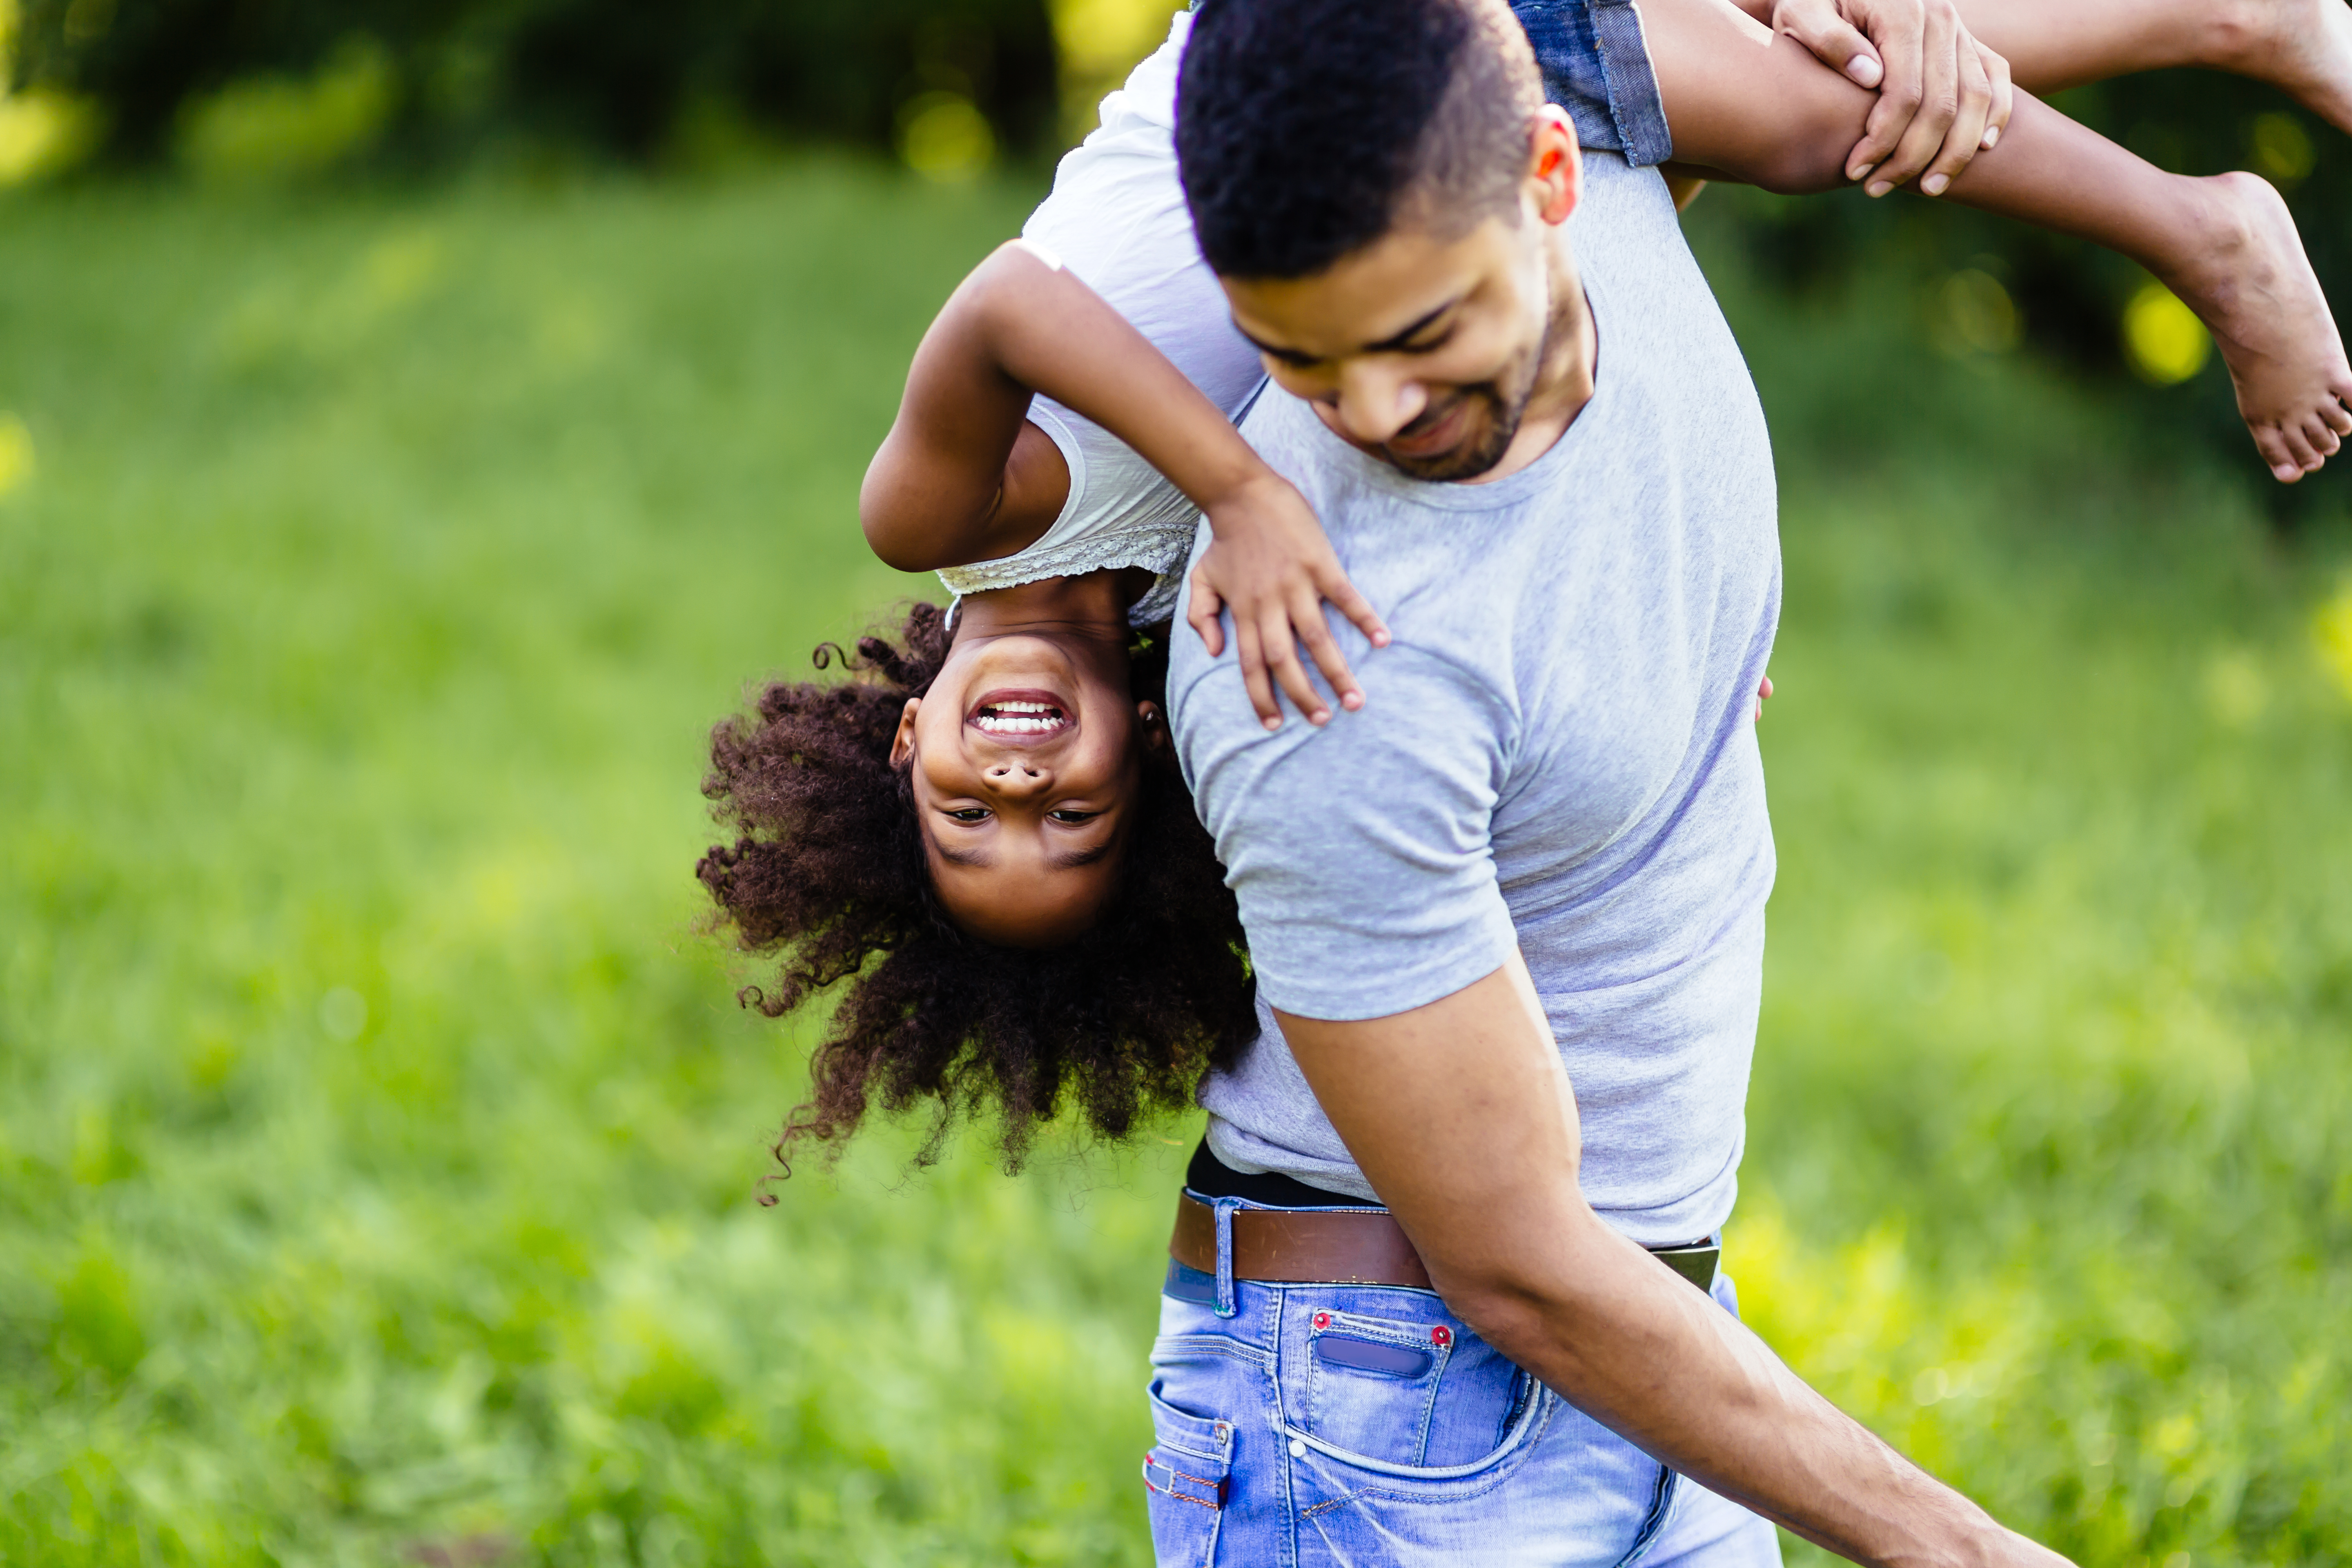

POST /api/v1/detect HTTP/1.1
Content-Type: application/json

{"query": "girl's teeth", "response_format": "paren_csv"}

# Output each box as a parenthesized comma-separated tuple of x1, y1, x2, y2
(976, 710, 1063, 734)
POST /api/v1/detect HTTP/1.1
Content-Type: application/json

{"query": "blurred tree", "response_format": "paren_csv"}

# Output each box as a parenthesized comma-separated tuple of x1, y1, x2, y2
(8, 0, 2348, 495)
(1046, 0, 1180, 142)
(3, 0, 1060, 166)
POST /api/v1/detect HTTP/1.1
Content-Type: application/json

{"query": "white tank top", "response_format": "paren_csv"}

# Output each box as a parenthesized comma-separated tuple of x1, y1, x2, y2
(935, 12, 1267, 628)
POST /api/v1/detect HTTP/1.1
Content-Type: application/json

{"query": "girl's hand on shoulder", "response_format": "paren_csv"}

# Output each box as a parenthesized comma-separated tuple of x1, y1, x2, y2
(1187, 473, 1389, 731)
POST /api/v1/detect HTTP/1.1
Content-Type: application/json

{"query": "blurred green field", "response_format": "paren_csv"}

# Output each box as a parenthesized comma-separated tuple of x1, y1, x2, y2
(2, 162, 2348, 1566)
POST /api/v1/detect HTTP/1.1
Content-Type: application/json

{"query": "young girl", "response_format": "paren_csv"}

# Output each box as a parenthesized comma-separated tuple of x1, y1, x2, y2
(700, 0, 2352, 1169)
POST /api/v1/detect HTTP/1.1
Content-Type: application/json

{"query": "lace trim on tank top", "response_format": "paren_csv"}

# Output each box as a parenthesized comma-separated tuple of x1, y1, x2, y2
(935, 518, 1194, 629)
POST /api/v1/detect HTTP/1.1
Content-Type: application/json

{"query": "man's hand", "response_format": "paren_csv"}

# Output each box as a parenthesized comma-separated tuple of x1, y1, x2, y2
(1771, 0, 2014, 198)
(1188, 472, 1390, 730)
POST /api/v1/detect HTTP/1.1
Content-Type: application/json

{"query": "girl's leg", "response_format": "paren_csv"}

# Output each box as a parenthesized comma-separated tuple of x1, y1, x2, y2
(1647, 0, 2352, 480)
(1952, 0, 2352, 134)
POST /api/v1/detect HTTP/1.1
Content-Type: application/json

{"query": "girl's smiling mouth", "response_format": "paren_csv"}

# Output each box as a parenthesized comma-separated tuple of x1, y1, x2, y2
(967, 686, 1075, 742)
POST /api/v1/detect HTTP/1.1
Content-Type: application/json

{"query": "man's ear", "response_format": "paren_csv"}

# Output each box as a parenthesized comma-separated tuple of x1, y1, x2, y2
(1527, 105, 1583, 227)
(1137, 699, 1171, 758)
(889, 698, 922, 768)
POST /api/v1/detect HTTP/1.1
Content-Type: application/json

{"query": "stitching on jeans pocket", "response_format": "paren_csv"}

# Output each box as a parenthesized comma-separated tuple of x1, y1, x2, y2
(1154, 1332, 1271, 1369)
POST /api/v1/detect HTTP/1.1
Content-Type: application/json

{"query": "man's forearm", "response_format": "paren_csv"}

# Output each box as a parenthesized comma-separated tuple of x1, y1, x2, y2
(1473, 1204, 2018, 1566)
(1277, 959, 2067, 1568)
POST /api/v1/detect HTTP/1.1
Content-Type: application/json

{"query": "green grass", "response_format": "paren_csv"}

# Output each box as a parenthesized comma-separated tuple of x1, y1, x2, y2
(1, 163, 2348, 1565)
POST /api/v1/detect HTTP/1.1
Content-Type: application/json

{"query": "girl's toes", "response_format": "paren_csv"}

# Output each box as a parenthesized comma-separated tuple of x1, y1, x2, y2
(2282, 424, 2323, 472)
(2309, 415, 2344, 458)
(2256, 425, 2305, 482)
(2325, 395, 2352, 438)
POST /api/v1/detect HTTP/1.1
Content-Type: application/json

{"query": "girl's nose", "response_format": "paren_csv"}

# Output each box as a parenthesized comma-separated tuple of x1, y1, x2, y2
(985, 762, 1049, 797)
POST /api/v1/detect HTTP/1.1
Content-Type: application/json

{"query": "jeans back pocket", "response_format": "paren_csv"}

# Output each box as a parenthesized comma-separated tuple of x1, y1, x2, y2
(1143, 1379, 1232, 1568)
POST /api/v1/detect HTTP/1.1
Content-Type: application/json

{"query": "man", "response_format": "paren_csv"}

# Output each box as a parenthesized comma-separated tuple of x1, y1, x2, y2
(1152, 0, 2076, 1561)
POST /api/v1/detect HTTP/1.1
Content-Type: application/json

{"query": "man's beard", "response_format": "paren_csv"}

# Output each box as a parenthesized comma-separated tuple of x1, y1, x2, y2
(1377, 283, 1576, 483)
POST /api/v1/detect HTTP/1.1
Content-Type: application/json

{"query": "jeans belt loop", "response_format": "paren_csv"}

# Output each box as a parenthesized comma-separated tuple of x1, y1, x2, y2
(1212, 1198, 1242, 1318)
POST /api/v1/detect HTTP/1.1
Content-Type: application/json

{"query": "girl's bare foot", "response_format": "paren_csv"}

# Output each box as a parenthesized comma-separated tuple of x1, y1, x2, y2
(2219, 0, 2352, 136)
(2160, 171, 2352, 481)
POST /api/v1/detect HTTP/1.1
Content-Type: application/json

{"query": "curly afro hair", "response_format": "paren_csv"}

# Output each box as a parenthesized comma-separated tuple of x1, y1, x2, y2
(698, 599, 1257, 1176)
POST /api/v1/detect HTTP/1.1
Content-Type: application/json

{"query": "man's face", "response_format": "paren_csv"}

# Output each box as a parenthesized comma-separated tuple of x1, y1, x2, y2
(1217, 115, 1581, 482)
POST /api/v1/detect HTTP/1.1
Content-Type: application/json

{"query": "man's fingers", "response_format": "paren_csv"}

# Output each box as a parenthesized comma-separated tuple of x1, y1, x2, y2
(1292, 598, 1363, 717)
(1261, 615, 1332, 726)
(1980, 42, 2013, 148)
(1846, 0, 1926, 184)
(1233, 623, 1284, 730)
(1776, 0, 1880, 90)
(1186, 574, 1227, 657)
(1916, 38, 1992, 196)
(1866, 2, 1961, 195)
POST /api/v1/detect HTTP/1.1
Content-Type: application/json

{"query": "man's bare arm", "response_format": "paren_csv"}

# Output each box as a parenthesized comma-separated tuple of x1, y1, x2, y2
(1275, 956, 2069, 1568)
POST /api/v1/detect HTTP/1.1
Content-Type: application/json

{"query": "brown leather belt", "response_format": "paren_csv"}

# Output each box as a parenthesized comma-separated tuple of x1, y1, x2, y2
(1170, 1192, 1719, 1292)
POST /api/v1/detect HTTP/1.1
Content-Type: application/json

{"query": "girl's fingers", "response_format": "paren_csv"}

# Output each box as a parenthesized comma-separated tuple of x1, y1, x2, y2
(1187, 572, 1227, 657)
(1320, 570, 1391, 649)
(1233, 622, 1283, 729)
(1260, 615, 1331, 726)
(1292, 599, 1363, 715)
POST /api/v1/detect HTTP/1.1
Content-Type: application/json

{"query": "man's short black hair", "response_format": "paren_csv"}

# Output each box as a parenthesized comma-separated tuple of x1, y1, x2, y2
(1176, 0, 1542, 281)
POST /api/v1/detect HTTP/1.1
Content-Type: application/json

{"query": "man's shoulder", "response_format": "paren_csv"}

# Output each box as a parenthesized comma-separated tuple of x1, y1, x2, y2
(1169, 596, 1518, 797)
(1573, 155, 1774, 491)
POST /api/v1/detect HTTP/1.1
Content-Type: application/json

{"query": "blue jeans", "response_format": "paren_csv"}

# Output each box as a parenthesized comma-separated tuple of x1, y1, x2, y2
(1140, 1215, 1779, 1565)
(1512, 0, 1676, 167)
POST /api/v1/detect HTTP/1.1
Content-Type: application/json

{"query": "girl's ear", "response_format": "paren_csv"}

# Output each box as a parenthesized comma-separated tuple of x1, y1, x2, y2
(1137, 699, 1171, 757)
(890, 698, 922, 768)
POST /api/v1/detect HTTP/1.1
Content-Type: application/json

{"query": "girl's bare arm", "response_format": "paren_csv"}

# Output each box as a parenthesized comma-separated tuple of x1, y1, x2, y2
(860, 243, 1269, 574)
(861, 243, 1390, 725)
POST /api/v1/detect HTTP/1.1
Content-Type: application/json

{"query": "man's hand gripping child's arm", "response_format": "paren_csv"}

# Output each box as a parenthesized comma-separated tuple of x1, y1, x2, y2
(861, 241, 1386, 728)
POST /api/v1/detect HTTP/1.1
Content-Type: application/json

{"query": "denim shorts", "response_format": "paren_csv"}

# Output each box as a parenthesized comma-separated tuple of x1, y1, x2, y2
(1140, 1214, 1775, 1565)
(1512, 0, 1675, 167)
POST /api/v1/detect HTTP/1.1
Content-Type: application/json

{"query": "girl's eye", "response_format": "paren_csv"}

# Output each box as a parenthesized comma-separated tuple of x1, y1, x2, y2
(1047, 809, 1098, 824)
(945, 808, 989, 823)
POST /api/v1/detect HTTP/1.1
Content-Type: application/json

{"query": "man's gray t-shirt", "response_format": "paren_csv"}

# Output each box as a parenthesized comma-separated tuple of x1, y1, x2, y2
(1169, 154, 1780, 1248)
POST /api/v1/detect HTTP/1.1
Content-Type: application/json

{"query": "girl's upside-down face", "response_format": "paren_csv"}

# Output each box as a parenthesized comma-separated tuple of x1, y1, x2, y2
(890, 627, 1160, 947)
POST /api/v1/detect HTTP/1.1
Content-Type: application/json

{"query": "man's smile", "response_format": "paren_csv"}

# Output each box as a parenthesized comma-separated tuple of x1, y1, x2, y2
(1383, 396, 1472, 459)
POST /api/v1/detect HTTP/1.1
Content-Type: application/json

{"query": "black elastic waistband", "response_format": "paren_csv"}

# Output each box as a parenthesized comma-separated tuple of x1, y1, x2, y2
(1185, 1138, 1370, 1209)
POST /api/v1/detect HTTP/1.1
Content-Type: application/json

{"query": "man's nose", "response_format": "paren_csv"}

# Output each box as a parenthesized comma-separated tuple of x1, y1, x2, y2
(1333, 362, 1428, 445)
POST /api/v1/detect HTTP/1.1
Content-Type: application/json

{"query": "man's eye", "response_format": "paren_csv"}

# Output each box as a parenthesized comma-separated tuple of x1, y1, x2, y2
(944, 808, 989, 823)
(1047, 808, 1098, 824)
